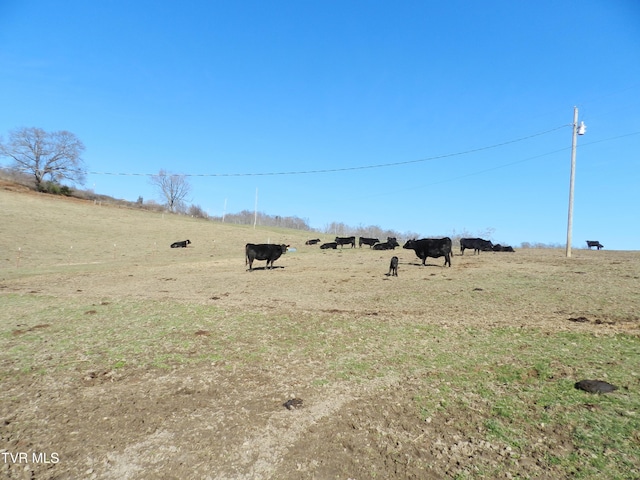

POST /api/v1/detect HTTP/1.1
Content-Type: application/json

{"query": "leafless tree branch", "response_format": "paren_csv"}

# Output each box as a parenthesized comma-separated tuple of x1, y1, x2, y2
(149, 169, 191, 212)
(0, 127, 86, 190)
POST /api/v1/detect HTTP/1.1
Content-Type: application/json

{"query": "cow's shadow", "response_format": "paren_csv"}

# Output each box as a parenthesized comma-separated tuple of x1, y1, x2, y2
(408, 261, 446, 268)
(246, 266, 286, 271)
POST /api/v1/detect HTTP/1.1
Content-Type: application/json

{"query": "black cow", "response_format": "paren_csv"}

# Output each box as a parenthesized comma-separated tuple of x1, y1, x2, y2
(586, 240, 604, 250)
(305, 239, 321, 245)
(388, 256, 399, 276)
(359, 237, 380, 248)
(460, 238, 493, 255)
(335, 236, 356, 248)
(372, 237, 400, 250)
(403, 237, 452, 267)
(320, 242, 338, 249)
(245, 243, 288, 271)
(371, 238, 394, 250)
(170, 240, 191, 248)
(492, 244, 515, 252)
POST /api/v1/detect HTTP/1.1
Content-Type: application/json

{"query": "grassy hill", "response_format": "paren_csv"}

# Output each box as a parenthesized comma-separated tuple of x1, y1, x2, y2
(1, 183, 313, 271)
(1, 184, 639, 479)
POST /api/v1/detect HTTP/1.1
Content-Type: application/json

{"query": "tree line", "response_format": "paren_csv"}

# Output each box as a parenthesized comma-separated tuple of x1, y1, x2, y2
(0, 126, 414, 237)
(2, 126, 562, 248)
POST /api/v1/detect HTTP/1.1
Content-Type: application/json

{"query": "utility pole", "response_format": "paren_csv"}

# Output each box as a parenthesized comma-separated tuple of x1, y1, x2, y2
(566, 106, 586, 258)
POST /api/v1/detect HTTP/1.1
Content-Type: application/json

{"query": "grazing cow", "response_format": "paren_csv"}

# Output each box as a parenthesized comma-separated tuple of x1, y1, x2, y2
(245, 243, 288, 271)
(403, 237, 452, 267)
(305, 239, 321, 245)
(359, 237, 380, 248)
(492, 244, 515, 252)
(586, 240, 604, 250)
(388, 256, 399, 276)
(320, 242, 338, 249)
(335, 236, 356, 248)
(170, 240, 191, 248)
(460, 238, 493, 255)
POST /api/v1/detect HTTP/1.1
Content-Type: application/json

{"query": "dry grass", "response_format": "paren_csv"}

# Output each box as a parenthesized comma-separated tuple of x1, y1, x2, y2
(1, 185, 639, 479)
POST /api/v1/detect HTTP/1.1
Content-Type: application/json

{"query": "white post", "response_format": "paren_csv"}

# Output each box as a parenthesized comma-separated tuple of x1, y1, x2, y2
(222, 198, 227, 222)
(253, 188, 258, 229)
(566, 107, 579, 258)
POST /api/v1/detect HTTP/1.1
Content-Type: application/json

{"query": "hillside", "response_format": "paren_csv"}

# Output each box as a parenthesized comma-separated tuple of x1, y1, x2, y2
(0, 184, 313, 272)
(1, 184, 639, 479)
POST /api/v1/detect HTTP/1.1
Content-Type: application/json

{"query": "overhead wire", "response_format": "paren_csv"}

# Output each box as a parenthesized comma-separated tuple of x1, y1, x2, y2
(425, 130, 640, 186)
(357, 129, 640, 198)
(88, 124, 570, 178)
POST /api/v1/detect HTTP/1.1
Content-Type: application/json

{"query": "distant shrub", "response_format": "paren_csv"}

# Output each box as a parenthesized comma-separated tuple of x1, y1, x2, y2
(41, 181, 58, 194)
(0, 167, 35, 188)
(188, 204, 208, 219)
(210, 210, 312, 230)
(520, 242, 563, 249)
(140, 200, 166, 213)
(41, 181, 72, 196)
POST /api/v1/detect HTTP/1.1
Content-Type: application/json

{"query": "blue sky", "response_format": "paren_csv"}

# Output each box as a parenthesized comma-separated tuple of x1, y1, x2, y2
(1, 1, 639, 249)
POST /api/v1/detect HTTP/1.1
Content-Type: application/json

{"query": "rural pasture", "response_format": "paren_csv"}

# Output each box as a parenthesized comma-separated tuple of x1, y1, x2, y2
(1, 184, 639, 479)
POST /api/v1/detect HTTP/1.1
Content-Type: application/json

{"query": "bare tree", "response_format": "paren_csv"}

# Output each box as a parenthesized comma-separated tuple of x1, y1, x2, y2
(0, 127, 86, 191)
(322, 221, 350, 236)
(149, 169, 191, 212)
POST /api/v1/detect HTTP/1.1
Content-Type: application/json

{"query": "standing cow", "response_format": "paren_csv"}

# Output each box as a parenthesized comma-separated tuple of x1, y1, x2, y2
(335, 236, 356, 248)
(403, 237, 452, 267)
(245, 243, 288, 271)
(359, 237, 380, 248)
(586, 240, 604, 250)
(460, 238, 493, 255)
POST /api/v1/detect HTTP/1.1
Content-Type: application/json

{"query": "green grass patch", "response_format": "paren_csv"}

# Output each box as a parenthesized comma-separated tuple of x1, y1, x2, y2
(1, 293, 639, 478)
(410, 328, 640, 478)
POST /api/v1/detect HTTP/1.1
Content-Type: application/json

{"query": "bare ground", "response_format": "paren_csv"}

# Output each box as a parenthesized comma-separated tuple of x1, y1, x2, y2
(1, 187, 639, 479)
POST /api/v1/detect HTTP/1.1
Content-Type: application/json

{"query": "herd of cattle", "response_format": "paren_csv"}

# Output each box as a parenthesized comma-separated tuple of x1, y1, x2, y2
(306, 236, 402, 250)
(170, 235, 603, 272)
(170, 236, 516, 271)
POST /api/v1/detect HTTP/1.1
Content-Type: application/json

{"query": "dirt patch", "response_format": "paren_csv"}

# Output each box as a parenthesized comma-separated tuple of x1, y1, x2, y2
(11, 323, 51, 335)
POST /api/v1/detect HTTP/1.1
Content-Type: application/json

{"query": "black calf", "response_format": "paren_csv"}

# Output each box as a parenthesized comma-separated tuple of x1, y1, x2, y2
(388, 256, 399, 276)
(171, 240, 191, 248)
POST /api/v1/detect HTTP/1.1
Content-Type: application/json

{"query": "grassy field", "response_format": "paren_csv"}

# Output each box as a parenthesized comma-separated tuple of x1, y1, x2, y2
(1, 184, 639, 479)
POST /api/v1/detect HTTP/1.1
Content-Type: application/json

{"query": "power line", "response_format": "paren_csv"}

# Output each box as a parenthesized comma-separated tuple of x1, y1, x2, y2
(359, 147, 570, 199)
(88, 124, 569, 178)
(577, 130, 640, 148)
(358, 129, 640, 198)
(428, 130, 640, 186)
